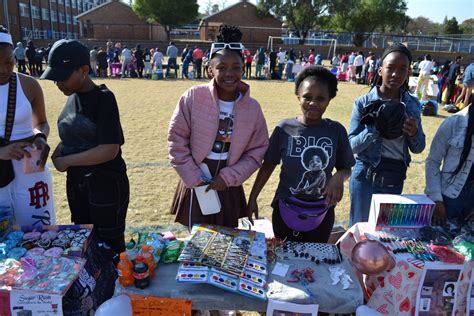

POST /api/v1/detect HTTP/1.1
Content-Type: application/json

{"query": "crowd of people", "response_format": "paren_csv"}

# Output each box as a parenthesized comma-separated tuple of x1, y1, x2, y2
(1, 24, 473, 253)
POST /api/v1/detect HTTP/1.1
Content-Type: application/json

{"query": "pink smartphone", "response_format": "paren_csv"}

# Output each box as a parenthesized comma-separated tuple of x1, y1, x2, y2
(23, 148, 44, 174)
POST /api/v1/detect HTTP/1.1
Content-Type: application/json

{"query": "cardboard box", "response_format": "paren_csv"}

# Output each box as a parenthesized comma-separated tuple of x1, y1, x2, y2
(369, 194, 435, 230)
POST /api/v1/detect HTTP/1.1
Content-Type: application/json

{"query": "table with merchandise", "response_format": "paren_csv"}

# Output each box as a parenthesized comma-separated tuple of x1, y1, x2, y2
(338, 194, 474, 316)
(115, 224, 364, 313)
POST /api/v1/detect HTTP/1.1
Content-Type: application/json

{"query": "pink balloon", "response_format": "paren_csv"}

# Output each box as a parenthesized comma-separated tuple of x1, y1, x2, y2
(351, 239, 394, 275)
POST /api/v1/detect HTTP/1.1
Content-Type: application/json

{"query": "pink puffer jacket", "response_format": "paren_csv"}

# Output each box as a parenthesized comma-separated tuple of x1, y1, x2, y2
(168, 79, 269, 188)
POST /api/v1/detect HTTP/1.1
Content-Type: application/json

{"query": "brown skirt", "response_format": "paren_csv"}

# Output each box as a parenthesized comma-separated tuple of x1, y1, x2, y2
(170, 159, 247, 229)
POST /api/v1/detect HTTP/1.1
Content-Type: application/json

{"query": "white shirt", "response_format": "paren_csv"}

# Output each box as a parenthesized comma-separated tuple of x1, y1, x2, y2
(418, 60, 433, 73)
(153, 51, 164, 65)
(353, 55, 364, 67)
(122, 48, 132, 60)
(206, 95, 241, 160)
(277, 51, 286, 64)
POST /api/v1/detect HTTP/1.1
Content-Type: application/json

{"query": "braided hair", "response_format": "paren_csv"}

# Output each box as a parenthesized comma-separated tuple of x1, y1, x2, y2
(216, 24, 242, 43)
(454, 95, 474, 175)
(372, 43, 412, 91)
(212, 25, 243, 60)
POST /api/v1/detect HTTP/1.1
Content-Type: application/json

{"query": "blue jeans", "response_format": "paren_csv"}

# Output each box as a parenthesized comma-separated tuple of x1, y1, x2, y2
(437, 76, 446, 103)
(286, 63, 294, 80)
(278, 63, 284, 79)
(443, 181, 474, 222)
(349, 160, 404, 225)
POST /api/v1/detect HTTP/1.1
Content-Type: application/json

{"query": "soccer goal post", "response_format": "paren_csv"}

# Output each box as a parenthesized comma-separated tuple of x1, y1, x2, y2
(267, 36, 337, 60)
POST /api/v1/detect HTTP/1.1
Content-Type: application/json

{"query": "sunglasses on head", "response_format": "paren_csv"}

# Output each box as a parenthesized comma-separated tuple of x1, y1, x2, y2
(210, 42, 244, 58)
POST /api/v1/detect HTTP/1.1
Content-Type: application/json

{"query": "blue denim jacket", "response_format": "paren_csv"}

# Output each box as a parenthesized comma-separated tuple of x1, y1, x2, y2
(348, 87, 426, 173)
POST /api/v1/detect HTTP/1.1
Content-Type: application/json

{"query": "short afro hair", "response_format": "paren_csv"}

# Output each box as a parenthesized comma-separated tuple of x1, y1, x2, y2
(294, 66, 338, 99)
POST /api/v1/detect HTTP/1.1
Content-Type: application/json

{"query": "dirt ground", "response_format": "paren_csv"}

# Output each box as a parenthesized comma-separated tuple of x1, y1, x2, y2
(39, 77, 444, 229)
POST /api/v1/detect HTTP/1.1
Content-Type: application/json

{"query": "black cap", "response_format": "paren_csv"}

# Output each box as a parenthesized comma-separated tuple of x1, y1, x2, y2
(41, 39, 89, 81)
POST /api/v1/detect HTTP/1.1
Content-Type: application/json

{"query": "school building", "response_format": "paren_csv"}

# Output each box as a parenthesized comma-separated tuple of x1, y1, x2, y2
(0, 0, 106, 44)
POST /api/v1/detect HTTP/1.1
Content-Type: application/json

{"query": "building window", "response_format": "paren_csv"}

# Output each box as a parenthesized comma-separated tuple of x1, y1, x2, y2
(72, 0, 76, 9)
(66, 14, 71, 24)
(19, 3, 30, 17)
(59, 12, 65, 23)
(32, 6, 41, 19)
(58, 0, 64, 5)
(65, 0, 70, 7)
(42, 8, 50, 21)
(51, 10, 57, 22)
(73, 18, 78, 25)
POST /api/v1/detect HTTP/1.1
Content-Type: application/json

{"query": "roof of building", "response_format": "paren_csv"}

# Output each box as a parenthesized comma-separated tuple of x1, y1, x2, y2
(201, 0, 281, 24)
(76, 0, 127, 19)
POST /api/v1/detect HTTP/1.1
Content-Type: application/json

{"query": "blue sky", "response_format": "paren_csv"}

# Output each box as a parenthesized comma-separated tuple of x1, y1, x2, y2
(197, 0, 473, 24)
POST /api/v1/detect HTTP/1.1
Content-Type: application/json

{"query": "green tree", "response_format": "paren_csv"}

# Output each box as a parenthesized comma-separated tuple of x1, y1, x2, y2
(460, 18, 474, 34)
(444, 17, 463, 34)
(211, 4, 220, 14)
(257, 0, 331, 43)
(133, 0, 199, 40)
(405, 16, 433, 35)
(329, 0, 408, 47)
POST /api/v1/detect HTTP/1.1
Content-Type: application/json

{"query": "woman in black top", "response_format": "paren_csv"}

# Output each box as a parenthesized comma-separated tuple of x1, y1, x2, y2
(41, 39, 129, 253)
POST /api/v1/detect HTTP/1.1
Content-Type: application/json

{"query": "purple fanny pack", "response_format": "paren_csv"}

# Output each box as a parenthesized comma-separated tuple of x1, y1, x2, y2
(279, 196, 329, 232)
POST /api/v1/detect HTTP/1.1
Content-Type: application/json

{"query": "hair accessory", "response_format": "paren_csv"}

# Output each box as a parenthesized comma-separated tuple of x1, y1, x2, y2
(44, 247, 64, 258)
(41, 230, 58, 241)
(7, 247, 27, 260)
(7, 231, 24, 241)
(26, 247, 45, 257)
(35, 238, 52, 249)
(0, 33, 13, 45)
(23, 231, 41, 241)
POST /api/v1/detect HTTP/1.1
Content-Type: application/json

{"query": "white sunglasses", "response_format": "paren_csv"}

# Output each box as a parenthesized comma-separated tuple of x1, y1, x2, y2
(210, 42, 244, 58)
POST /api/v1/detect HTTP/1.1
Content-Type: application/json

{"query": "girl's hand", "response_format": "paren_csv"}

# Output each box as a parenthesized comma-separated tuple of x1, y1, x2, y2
(33, 136, 50, 168)
(324, 173, 344, 206)
(403, 116, 418, 137)
(206, 174, 227, 192)
(51, 143, 63, 160)
(52, 156, 69, 172)
(246, 198, 259, 225)
(432, 201, 447, 226)
(0, 142, 31, 161)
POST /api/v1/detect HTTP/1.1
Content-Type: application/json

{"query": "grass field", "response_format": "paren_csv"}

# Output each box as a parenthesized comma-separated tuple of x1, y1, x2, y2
(40, 77, 447, 228)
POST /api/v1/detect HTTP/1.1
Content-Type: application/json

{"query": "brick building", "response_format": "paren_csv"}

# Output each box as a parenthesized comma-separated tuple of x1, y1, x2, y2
(199, 0, 282, 43)
(0, 0, 105, 43)
(76, 0, 167, 42)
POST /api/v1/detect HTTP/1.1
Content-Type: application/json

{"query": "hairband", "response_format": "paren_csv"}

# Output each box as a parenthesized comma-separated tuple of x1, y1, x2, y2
(0, 33, 13, 45)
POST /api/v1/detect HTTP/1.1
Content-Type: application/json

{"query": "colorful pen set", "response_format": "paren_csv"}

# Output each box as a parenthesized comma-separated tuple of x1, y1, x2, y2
(376, 232, 437, 261)
(377, 203, 434, 227)
(403, 239, 437, 261)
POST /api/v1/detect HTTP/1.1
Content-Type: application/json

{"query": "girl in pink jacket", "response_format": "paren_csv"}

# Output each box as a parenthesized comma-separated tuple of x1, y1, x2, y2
(168, 25, 269, 229)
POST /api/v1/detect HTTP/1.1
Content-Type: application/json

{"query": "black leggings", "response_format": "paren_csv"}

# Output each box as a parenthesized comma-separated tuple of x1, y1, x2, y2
(272, 201, 335, 242)
(66, 169, 129, 253)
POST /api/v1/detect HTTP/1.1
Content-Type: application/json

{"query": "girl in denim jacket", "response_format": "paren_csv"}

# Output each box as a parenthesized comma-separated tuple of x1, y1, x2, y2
(426, 97, 474, 225)
(348, 43, 426, 225)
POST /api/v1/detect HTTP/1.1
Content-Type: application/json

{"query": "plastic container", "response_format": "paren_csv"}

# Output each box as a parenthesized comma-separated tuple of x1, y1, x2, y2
(133, 255, 150, 289)
(126, 241, 137, 261)
(117, 252, 134, 287)
(141, 245, 156, 279)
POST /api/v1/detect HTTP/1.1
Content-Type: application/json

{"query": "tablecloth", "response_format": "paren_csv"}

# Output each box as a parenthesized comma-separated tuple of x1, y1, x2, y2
(115, 257, 363, 313)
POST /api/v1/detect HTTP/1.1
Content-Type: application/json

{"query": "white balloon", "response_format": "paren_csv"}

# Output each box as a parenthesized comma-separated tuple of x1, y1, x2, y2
(95, 295, 133, 316)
